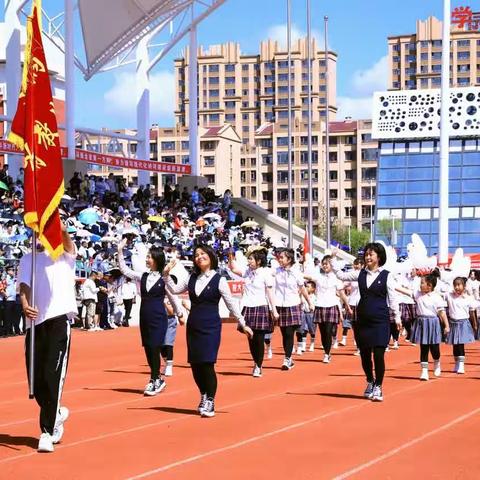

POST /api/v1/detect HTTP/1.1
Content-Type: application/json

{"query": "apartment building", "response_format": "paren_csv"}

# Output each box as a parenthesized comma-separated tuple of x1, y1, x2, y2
(174, 38, 337, 146)
(83, 124, 242, 196)
(388, 15, 480, 90)
(238, 119, 378, 231)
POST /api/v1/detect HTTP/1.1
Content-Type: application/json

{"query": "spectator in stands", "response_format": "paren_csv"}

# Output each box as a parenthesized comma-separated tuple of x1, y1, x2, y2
(120, 276, 137, 327)
(235, 209, 244, 226)
(82, 271, 99, 331)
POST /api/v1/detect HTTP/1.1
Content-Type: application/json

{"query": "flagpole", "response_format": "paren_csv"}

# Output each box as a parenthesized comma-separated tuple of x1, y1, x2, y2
(28, 231, 36, 399)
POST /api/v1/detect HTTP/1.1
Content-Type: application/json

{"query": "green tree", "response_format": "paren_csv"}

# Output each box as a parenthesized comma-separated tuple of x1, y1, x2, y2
(375, 218, 402, 244)
(331, 224, 370, 256)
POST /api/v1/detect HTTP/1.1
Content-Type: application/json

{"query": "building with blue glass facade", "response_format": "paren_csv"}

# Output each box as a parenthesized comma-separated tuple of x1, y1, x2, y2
(375, 139, 480, 254)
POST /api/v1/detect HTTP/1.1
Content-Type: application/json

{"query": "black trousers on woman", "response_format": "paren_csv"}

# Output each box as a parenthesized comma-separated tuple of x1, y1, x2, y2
(191, 363, 217, 399)
(360, 346, 386, 386)
(248, 331, 266, 367)
(144, 346, 161, 380)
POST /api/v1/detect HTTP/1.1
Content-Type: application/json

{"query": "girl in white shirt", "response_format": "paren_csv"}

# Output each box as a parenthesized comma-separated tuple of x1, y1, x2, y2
(445, 277, 478, 374)
(229, 248, 279, 378)
(398, 271, 450, 381)
(305, 255, 350, 364)
(341, 257, 363, 353)
(274, 248, 314, 371)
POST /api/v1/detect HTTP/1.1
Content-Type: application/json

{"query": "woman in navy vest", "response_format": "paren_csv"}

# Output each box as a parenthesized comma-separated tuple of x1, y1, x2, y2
(118, 239, 183, 396)
(333, 243, 401, 402)
(164, 244, 253, 418)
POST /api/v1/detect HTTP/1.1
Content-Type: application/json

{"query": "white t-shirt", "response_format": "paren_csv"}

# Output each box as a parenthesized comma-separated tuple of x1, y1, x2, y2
(274, 266, 304, 307)
(240, 266, 273, 308)
(18, 250, 78, 328)
(446, 292, 478, 320)
(309, 271, 344, 308)
(82, 278, 99, 301)
(347, 281, 360, 306)
(121, 281, 137, 300)
(414, 290, 447, 317)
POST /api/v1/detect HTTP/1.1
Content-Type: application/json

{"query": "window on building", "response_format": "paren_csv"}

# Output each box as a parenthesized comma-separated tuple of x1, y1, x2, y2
(300, 136, 318, 145)
(241, 187, 246, 197)
(458, 77, 470, 85)
(262, 191, 273, 201)
(260, 139, 273, 148)
(277, 171, 290, 183)
(225, 64, 235, 72)
(345, 188, 356, 199)
(361, 133, 372, 142)
(204, 156, 215, 166)
(345, 151, 355, 161)
(209, 64, 219, 72)
(330, 170, 338, 181)
(432, 40, 442, 47)
(162, 155, 175, 163)
(421, 78, 429, 87)
(432, 52, 442, 60)
(458, 64, 470, 72)
(262, 172, 272, 182)
(225, 114, 235, 122)
(277, 190, 291, 202)
(208, 114, 220, 122)
(240, 171, 246, 183)
(161, 141, 175, 151)
(329, 152, 338, 163)
(264, 87, 275, 94)
(181, 140, 189, 150)
(209, 77, 219, 84)
(242, 64, 249, 71)
(225, 89, 236, 96)
(209, 102, 220, 108)
(345, 170, 356, 180)
(209, 89, 219, 97)
(277, 136, 290, 146)
(240, 158, 246, 167)
(250, 186, 257, 198)
(181, 155, 189, 164)
(250, 171, 256, 182)
(457, 40, 470, 47)
(330, 189, 338, 200)
(262, 154, 272, 165)
(420, 40, 429, 48)
(226, 76, 235, 84)
(361, 148, 378, 161)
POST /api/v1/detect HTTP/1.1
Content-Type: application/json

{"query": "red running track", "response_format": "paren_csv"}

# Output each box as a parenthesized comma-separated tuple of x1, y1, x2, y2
(0, 326, 479, 479)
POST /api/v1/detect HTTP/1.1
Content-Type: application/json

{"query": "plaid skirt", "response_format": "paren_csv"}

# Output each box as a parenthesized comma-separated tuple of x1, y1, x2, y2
(277, 305, 302, 327)
(400, 303, 416, 324)
(242, 305, 273, 332)
(389, 308, 397, 324)
(313, 306, 341, 324)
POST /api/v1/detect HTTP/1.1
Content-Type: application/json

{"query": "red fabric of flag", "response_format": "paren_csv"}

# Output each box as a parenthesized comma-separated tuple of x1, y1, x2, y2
(8, 0, 64, 260)
(303, 230, 310, 256)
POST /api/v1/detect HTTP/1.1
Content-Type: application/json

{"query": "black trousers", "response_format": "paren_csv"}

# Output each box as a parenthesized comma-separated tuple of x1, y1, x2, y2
(318, 322, 336, 355)
(191, 362, 217, 399)
(280, 326, 296, 358)
(360, 346, 386, 386)
(453, 344, 465, 357)
(25, 316, 71, 435)
(144, 346, 162, 380)
(123, 299, 133, 324)
(248, 331, 266, 367)
(5, 301, 21, 335)
(420, 344, 440, 362)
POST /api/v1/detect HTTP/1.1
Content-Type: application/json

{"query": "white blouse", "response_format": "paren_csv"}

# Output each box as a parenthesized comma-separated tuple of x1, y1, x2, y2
(164, 269, 245, 326)
(309, 271, 344, 308)
(117, 250, 182, 316)
(239, 266, 273, 308)
(414, 290, 447, 317)
(347, 281, 360, 307)
(446, 292, 477, 320)
(274, 266, 305, 308)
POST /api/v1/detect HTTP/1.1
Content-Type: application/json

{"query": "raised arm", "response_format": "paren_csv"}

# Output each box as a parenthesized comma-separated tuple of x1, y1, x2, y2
(162, 258, 189, 294)
(117, 238, 143, 281)
(218, 276, 252, 338)
(165, 286, 185, 325)
(228, 254, 245, 277)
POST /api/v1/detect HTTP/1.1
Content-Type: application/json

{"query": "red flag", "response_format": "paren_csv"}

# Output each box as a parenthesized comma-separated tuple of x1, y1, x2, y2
(303, 230, 310, 256)
(8, 0, 64, 260)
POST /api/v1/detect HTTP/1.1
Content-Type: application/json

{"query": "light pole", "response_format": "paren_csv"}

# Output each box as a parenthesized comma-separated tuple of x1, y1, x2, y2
(369, 178, 373, 242)
(324, 16, 331, 249)
(287, 0, 293, 247)
(306, 0, 313, 254)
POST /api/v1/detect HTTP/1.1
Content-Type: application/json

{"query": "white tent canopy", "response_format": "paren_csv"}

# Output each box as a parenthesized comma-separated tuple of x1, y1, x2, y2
(78, 0, 225, 79)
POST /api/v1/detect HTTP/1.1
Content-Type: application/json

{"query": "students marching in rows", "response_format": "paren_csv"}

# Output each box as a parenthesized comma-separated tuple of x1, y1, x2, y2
(333, 243, 401, 402)
(273, 248, 314, 371)
(397, 271, 449, 380)
(305, 255, 351, 364)
(163, 244, 253, 418)
(228, 248, 278, 377)
(445, 277, 478, 374)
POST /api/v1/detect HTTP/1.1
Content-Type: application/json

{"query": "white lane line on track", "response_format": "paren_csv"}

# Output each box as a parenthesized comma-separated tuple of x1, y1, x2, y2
(125, 381, 431, 480)
(332, 406, 480, 480)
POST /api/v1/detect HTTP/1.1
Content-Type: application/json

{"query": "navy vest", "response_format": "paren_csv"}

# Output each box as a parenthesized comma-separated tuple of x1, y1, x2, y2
(357, 269, 390, 322)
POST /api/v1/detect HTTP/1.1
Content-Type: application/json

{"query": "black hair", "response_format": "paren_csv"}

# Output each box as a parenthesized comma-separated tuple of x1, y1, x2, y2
(363, 242, 387, 267)
(192, 244, 218, 275)
(305, 280, 316, 289)
(321, 255, 333, 264)
(422, 271, 439, 290)
(149, 246, 166, 272)
(248, 250, 267, 268)
(353, 257, 364, 266)
(453, 276, 467, 287)
(276, 247, 295, 265)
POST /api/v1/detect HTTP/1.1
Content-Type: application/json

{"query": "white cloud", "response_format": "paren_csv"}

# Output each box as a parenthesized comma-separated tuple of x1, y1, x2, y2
(103, 70, 175, 123)
(351, 55, 389, 96)
(337, 96, 374, 120)
(337, 55, 389, 120)
(265, 23, 326, 49)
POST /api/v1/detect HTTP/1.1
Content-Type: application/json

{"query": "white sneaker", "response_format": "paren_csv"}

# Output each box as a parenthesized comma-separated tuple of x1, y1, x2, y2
(371, 385, 383, 402)
(332, 340, 339, 349)
(339, 336, 347, 346)
(198, 393, 207, 413)
(301, 340, 307, 352)
(353, 349, 361, 356)
(281, 357, 294, 370)
(164, 362, 173, 377)
(253, 364, 262, 377)
(420, 363, 429, 381)
(457, 359, 465, 374)
(308, 342, 315, 352)
(385, 346, 390, 352)
(201, 398, 215, 418)
(38, 433, 54, 453)
(453, 357, 459, 373)
(52, 406, 69, 444)
(392, 341, 399, 350)
(267, 346, 273, 359)
(296, 345, 303, 355)
(433, 360, 441, 377)
(364, 382, 375, 399)
(322, 354, 331, 364)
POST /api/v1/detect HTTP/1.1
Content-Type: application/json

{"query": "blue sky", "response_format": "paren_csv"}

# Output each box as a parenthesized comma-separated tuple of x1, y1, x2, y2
(4, 0, 462, 129)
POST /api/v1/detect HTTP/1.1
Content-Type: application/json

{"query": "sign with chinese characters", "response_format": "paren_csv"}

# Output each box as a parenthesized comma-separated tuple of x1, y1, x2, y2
(451, 6, 480, 30)
(0, 140, 192, 175)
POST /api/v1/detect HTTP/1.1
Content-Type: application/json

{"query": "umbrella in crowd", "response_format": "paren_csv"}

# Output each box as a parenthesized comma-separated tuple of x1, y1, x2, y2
(241, 220, 259, 228)
(203, 213, 221, 221)
(0, 181, 9, 191)
(76, 229, 92, 238)
(147, 215, 166, 223)
(78, 208, 100, 226)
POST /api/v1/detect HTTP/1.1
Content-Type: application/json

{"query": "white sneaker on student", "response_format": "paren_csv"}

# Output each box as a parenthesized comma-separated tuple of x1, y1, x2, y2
(281, 357, 294, 370)
(392, 341, 399, 350)
(52, 406, 69, 444)
(322, 354, 331, 364)
(332, 340, 339, 349)
(457, 356, 465, 374)
(308, 342, 315, 352)
(353, 349, 361, 356)
(267, 346, 273, 359)
(339, 336, 347, 346)
(38, 433, 54, 453)
(371, 385, 383, 402)
(144, 380, 157, 396)
(201, 398, 215, 417)
(296, 345, 303, 355)
(253, 364, 262, 377)
(420, 362, 429, 381)
(301, 340, 307, 352)
(198, 393, 207, 413)
(433, 360, 441, 377)
(164, 361, 173, 377)
(453, 356, 459, 373)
